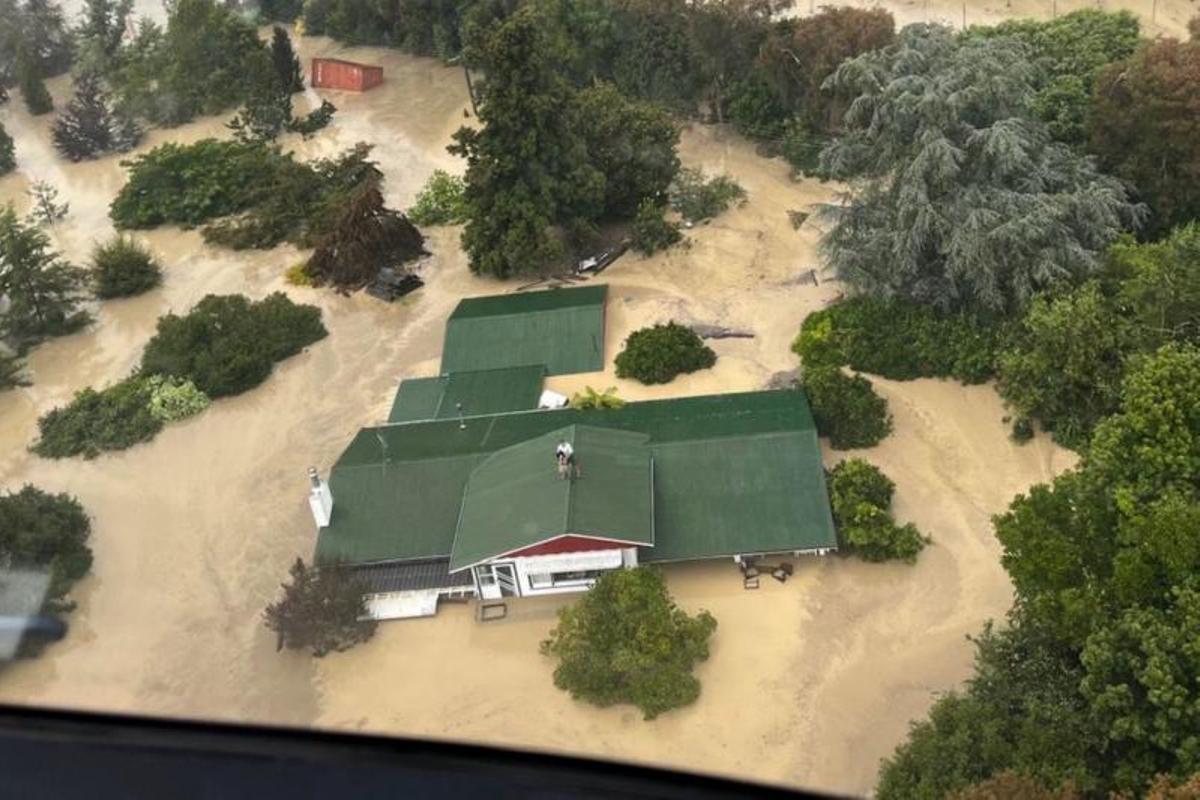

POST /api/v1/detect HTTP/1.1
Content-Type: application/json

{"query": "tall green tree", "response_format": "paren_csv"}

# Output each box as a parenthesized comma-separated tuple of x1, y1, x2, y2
(997, 282, 1134, 448)
(16, 44, 53, 115)
(758, 7, 896, 132)
(541, 566, 717, 720)
(0, 206, 89, 349)
(1089, 33, 1200, 238)
(51, 70, 142, 161)
(966, 10, 1139, 147)
(572, 81, 679, 219)
(1112, 225, 1200, 346)
(819, 24, 1142, 313)
(449, 5, 603, 277)
(270, 26, 304, 94)
(76, 0, 134, 71)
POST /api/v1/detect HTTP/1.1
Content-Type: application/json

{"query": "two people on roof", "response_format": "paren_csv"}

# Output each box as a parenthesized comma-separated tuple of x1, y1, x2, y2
(555, 440, 577, 480)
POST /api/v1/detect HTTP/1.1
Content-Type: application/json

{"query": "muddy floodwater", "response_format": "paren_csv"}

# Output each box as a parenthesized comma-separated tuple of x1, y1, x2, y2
(0, 15, 1107, 796)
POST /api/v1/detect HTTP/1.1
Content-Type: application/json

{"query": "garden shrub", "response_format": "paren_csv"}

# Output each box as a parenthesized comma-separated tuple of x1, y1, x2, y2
(145, 375, 210, 422)
(827, 458, 927, 562)
(802, 366, 892, 449)
(615, 322, 716, 384)
(407, 170, 467, 226)
(794, 297, 1003, 384)
(727, 76, 788, 140)
(285, 262, 314, 286)
(570, 386, 625, 410)
(630, 198, 682, 255)
(32, 377, 162, 459)
(288, 100, 337, 137)
(140, 293, 327, 398)
(0, 485, 93, 654)
(668, 168, 746, 223)
(110, 140, 385, 253)
(780, 117, 822, 177)
(541, 566, 717, 720)
(92, 236, 162, 299)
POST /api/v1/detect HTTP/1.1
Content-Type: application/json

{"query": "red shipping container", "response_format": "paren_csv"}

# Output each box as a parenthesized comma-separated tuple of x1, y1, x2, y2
(310, 58, 384, 92)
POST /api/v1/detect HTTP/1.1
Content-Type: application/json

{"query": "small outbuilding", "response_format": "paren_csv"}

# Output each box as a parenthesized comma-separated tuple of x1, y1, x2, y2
(311, 58, 384, 92)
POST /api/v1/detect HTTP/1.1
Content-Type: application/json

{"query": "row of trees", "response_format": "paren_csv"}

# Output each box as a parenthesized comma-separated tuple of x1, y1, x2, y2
(792, 12, 1200, 798)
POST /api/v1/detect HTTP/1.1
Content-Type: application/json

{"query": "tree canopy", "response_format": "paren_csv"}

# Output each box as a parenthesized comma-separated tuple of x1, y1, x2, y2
(1089, 32, 1200, 239)
(819, 24, 1143, 313)
(263, 559, 376, 657)
(541, 566, 717, 720)
(51, 70, 142, 162)
(0, 205, 90, 350)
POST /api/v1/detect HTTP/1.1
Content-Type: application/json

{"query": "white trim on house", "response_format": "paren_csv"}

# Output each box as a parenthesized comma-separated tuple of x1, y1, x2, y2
(363, 584, 475, 620)
(452, 532, 652, 574)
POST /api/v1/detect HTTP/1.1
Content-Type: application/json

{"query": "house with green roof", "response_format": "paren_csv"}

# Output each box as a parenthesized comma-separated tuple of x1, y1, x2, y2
(306, 285, 837, 620)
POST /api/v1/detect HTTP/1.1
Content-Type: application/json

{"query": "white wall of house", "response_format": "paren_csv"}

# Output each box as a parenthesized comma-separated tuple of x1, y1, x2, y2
(505, 547, 636, 597)
(363, 585, 475, 621)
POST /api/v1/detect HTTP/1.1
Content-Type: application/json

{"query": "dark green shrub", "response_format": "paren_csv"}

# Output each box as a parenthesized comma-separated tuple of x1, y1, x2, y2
(111, 139, 385, 254)
(110, 139, 283, 229)
(32, 377, 162, 459)
(0, 485, 92, 655)
(288, 100, 337, 138)
(793, 297, 1003, 384)
(727, 76, 788, 140)
(802, 366, 892, 449)
(615, 322, 716, 385)
(263, 558, 376, 657)
(541, 566, 717, 720)
(630, 198, 682, 255)
(140, 292, 326, 398)
(827, 458, 927, 562)
(92, 236, 163, 299)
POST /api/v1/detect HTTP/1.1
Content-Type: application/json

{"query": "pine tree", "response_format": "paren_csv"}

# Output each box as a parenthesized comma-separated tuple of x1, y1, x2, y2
(0, 206, 90, 349)
(17, 46, 53, 116)
(51, 70, 142, 161)
(270, 26, 304, 94)
(0, 122, 14, 174)
(0, 350, 27, 391)
(77, 0, 134, 69)
(819, 25, 1144, 313)
(227, 69, 292, 142)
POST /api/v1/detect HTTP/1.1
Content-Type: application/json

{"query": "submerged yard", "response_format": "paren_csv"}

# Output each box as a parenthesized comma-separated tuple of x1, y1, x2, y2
(0, 24, 1087, 798)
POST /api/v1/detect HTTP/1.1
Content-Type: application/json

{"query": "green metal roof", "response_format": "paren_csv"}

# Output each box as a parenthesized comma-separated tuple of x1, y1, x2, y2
(387, 365, 545, 423)
(440, 285, 607, 376)
(450, 426, 654, 571)
(314, 390, 837, 568)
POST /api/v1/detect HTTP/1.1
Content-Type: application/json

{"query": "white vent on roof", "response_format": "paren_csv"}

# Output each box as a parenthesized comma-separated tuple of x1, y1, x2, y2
(539, 389, 568, 409)
(308, 466, 333, 529)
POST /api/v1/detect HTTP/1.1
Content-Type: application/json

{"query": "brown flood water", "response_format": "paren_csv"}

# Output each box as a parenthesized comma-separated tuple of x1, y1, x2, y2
(0, 21, 1089, 797)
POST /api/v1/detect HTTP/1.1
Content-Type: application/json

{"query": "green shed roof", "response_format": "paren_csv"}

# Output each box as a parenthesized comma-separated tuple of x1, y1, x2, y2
(314, 390, 837, 568)
(387, 365, 545, 423)
(440, 285, 607, 376)
(450, 426, 654, 570)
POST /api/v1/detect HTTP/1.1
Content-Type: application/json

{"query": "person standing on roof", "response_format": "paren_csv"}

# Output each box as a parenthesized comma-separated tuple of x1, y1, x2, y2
(555, 439, 575, 479)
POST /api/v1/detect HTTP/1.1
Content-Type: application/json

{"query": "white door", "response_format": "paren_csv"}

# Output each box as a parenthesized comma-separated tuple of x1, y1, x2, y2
(494, 563, 518, 597)
(476, 564, 519, 600)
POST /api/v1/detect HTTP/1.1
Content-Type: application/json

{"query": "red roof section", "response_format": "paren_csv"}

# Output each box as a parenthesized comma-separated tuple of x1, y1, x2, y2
(506, 535, 630, 559)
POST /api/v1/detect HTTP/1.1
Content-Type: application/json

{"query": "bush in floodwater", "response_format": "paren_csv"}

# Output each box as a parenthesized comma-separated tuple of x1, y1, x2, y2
(802, 366, 892, 449)
(541, 566, 717, 720)
(32, 377, 163, 459)
(827, 458, 927, 563)
(91, 235, 162, 299)
(630, 198, 682, 256)
(615, 321, 716, 385)
(667, 167, 746, 223)
(140, 292, 327, 398)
